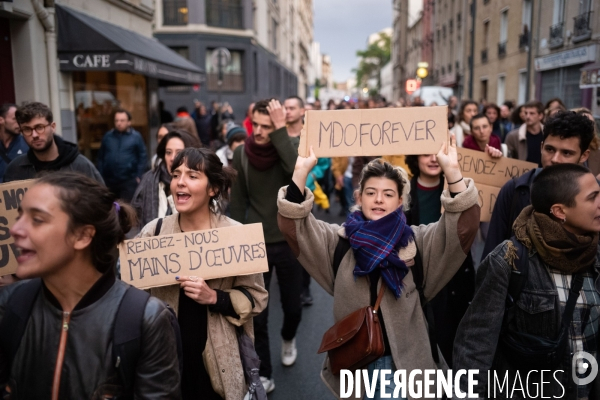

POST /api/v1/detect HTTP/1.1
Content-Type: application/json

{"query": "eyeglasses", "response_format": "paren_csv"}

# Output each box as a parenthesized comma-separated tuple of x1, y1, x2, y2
(20, 123, 51, 136)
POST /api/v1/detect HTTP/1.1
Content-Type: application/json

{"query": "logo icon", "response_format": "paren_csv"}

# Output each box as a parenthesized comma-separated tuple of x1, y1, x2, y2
(572, 351, 598, 385)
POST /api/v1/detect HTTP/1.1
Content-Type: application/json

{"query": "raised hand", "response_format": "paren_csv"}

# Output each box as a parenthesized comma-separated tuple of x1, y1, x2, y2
(267, 99, 286, 130)
(437, 132, 467, 193)
(292, 146, 318, 194)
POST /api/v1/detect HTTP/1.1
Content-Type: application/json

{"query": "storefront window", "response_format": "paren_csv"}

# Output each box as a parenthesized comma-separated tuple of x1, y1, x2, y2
(73, 71, 149, 162)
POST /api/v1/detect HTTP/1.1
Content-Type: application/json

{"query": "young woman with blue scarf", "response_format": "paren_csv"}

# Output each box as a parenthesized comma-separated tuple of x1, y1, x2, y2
(277, 134, 480, 399)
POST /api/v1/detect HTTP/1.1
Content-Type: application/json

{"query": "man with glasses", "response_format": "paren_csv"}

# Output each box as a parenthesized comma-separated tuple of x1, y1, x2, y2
(4, 102, 103, 183)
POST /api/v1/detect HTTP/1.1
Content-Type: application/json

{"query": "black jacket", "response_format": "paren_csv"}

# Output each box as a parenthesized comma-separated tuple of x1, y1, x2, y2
(3, 136, 104, 184)
(0, 272, 180, 399)
(482, 168, 541, 260)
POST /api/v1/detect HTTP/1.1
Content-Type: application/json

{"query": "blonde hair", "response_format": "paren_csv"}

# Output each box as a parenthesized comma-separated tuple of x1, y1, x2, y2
(351, 158, 411, 212)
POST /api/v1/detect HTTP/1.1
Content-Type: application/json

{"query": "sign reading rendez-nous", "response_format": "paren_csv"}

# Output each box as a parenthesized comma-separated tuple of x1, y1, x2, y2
(299, 106, 448, 157)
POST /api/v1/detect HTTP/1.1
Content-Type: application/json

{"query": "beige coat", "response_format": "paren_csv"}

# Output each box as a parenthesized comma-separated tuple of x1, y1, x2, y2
(277, 179, 480, 399)
(505, 123, 544, 160)
(138, 214, 268, 399)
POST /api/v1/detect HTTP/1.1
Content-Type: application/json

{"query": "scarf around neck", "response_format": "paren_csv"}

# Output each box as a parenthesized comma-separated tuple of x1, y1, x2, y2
(345, 207, 415, 298)
(513, 205, 598, 273)
(244, 133, 280, 171)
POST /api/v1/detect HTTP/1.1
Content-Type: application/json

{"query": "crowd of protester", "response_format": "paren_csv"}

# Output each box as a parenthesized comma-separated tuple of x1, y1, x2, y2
(0, 90, 599, 400)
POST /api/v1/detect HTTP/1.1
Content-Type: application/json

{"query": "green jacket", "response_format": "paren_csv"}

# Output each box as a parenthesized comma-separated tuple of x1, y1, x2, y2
(230, 127, 299, 243)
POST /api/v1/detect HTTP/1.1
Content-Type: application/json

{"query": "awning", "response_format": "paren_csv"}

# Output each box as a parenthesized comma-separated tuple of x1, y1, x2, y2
(56, 5, 204, 85)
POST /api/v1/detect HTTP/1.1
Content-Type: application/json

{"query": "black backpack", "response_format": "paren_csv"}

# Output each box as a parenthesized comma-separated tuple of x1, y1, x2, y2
(0, 278, 183, 398)
(332, 237, 441, 363)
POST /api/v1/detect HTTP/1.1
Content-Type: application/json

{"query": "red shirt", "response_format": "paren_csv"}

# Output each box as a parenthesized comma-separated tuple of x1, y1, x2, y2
(462, 134, 502, 152)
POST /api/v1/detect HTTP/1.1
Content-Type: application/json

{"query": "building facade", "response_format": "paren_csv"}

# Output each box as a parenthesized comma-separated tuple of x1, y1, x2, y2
(464, 0, 534, 106)
(154, 0, 313, 120)
(534, 0, 599, 114)
(0, 0, 200, 161)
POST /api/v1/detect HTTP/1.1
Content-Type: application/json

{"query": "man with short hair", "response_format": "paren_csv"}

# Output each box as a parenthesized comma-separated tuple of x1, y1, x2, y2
(0, 104, 28, 182)
(505, 100, 544, 164)
(463, 114, 503, 155)
(283, 96, 305, 138)
(5, 102, 103, 183)
(482, 111, 594, 260)
(230, 99, 302, 393)
(97, 109, 147, 201)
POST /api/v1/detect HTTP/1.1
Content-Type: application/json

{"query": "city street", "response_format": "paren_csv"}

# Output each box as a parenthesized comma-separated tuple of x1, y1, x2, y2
(267, 200, 345, 399)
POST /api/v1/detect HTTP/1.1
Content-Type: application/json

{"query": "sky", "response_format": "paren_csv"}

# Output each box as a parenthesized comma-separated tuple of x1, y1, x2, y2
(314, 0, 392, 83)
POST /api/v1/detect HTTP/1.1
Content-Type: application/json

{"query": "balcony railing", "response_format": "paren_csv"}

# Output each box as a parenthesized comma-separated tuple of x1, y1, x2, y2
(549, 22, 564, 49)
(519, 31, 529, 50)
(573, 11, 593, 42)
(206, 0, 244, 29)
(498, 41, 507, 58)
(481, 49, 488, 63)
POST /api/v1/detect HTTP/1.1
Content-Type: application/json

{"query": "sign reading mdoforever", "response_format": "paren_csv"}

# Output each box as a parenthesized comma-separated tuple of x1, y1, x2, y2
(119, 223, 269, 290)
(298, 106, 449, 158)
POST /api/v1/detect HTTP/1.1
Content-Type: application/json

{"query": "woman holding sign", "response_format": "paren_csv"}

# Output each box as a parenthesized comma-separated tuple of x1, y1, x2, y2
(277, 135, 480, 399)
(0, 172, 180, 399)
(138, 147, 268, 400)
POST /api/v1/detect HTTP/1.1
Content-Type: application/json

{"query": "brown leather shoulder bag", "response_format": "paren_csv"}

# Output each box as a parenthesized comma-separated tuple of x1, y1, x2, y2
(317, 285, 386, 374)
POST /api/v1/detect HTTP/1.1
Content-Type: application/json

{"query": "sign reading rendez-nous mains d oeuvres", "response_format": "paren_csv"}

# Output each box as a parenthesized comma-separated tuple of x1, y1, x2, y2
(119, 223, 269, 290)
(298, 106, 449, 157)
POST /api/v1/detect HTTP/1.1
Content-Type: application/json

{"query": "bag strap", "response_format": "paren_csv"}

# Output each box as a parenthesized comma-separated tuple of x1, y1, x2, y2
(154, 218, 164, 236)
(241, 147, 250, 194)
(112, 286, 151, 392)
(560, 273, 584, 330)
(333, 237, 352, 279)
(0, 279, 42, 375)
(233, 286, 255, 310)
(373, 284, 385, 312)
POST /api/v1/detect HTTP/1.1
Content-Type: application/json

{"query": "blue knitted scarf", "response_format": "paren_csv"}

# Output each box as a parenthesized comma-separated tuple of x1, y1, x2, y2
(345, 207, 414, 298)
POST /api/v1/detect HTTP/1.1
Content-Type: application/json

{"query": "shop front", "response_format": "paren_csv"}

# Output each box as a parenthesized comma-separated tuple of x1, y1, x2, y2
(535, 44, 598, 110)
(56, 5, 203, 162)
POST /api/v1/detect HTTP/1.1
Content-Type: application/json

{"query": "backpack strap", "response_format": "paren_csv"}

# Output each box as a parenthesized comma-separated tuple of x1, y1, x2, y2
(411, 251, 440, 363)
(112, 286, 151, 392)
(154, 218, 163, 236)
(233, 286, 255, 309)
(0, 279, 43, 375)
(332, 237, 352, 279)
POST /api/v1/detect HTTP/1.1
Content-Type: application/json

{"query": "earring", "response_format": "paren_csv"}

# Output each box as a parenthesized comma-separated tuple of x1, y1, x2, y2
(562, 217, 566, 224)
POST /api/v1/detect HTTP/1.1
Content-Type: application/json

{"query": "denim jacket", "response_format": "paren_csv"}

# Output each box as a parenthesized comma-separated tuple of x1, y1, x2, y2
(454, 240, 600, 400)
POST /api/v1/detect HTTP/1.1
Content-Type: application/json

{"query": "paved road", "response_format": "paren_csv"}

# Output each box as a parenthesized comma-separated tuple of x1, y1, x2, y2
(266, 200, 346, 400)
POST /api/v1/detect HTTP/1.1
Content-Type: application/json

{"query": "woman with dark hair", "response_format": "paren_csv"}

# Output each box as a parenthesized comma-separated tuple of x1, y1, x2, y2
(0, 172, 180, 398)
(511, 104, 525, 130)
(451, 100, 478, 146)
(138, 148, 268, 399)
(483, 103, 502, 138)
(277, 136, 480, 399)
(131, 129, 198, 228)
(404, 154, 476, 366)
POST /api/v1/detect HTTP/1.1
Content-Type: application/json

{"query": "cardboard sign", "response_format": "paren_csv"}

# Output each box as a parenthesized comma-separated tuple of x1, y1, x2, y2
(119, 223, 269, 290)
(0, 180, 35, 276)
(455, 148, 537, 221)
(298, 106, 449, 157)
(457, 148, 538, 187)
(476, 183, 501, 223)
